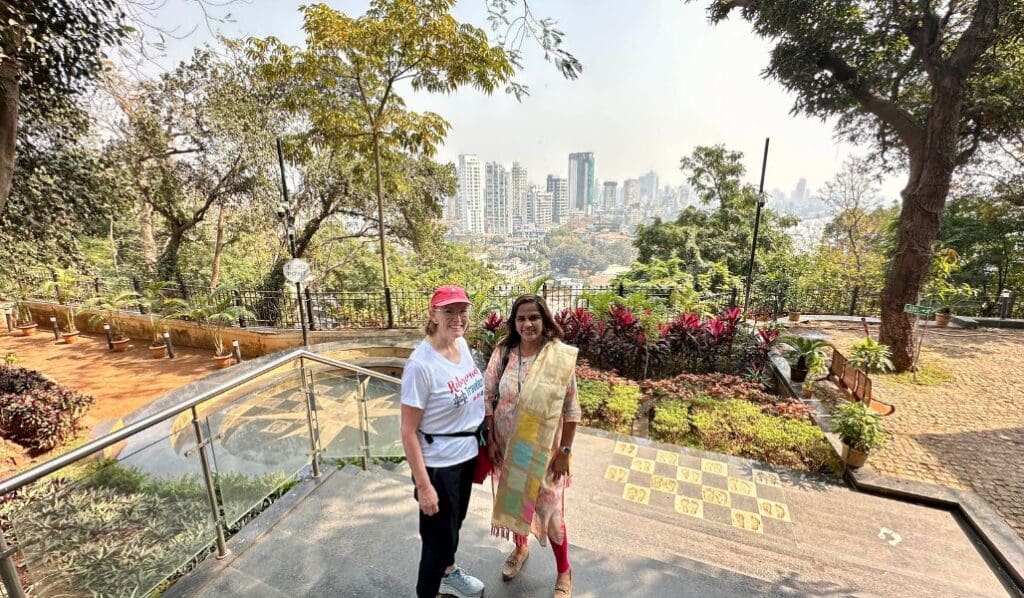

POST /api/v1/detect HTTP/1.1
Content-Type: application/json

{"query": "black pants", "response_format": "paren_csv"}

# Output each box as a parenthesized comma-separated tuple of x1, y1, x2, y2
(415, 455, 477, 598)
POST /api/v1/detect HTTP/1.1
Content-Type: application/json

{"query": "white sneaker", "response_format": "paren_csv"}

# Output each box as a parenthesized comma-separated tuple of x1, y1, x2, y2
(438, 566, 485, 598)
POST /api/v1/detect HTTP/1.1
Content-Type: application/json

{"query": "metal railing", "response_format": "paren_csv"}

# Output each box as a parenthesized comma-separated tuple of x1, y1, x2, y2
(0, 350, 401, 598)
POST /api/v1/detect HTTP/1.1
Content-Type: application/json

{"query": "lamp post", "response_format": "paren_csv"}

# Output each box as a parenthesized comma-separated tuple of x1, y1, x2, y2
(743, 138, 771, 313)
(276, 138, 310, 347)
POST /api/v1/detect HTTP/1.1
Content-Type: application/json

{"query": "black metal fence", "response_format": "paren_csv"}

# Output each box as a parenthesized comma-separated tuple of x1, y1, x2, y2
(4, 267, 1020, 332)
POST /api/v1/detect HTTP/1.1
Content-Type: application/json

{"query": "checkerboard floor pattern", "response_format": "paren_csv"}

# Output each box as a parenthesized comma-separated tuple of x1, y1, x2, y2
(604, 441, 794, 535)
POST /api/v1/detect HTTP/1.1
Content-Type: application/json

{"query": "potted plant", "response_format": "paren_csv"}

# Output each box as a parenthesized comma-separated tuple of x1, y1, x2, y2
(788, 306, 801, 322)
(832, 401, 885, 468)
(10, 285, 37, 336)
(182, 290, 252, 368)
(780, 335, 831, 384)
(41, 268, 83, 343)
(139, 281, 186, 358)
(848, 337, 894, 373)
(87, 290, 141, 352)
(923, 248, 977, 326)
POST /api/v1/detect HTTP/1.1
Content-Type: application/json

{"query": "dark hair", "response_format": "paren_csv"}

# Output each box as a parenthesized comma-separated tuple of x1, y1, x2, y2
(498, 294, 562, 350)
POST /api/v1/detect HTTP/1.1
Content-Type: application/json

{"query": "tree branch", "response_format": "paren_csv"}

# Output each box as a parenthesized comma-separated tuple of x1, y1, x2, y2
(948, 0, 1003, 75)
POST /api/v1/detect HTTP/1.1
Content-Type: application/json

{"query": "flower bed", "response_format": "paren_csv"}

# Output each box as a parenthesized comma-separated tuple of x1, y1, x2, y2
(0, 365, 94, 451)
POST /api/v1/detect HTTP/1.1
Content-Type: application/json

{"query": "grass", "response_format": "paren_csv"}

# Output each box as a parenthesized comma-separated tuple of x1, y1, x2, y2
(880, 361, 954, 386)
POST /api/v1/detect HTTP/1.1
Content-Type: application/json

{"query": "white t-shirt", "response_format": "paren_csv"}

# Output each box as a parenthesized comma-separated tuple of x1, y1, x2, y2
(401, 336, 485, 468)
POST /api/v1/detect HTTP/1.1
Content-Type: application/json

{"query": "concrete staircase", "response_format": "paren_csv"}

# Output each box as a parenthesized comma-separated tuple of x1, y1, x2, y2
(168, 429, 1020, 598)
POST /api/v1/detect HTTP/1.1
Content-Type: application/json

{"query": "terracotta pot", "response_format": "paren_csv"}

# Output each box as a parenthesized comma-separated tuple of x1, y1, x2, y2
(111, 338, 131, 352)
(149, 344, 168, 359)
(802, 385, 814, 398)
(212, 354, 234, 369)
(62, 330, 81, 344)
(788, 311, 801, 322)
(935, 312, 952, 327)
(841, 443, 869, 468)
(17, 323, 38, 336)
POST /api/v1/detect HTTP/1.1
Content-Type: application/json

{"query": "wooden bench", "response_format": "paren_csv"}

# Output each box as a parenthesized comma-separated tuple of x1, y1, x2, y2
(823, 349, 895, 416)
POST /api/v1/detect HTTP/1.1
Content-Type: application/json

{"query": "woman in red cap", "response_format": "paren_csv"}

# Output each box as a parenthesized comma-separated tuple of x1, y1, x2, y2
(400, 285, 487, 598)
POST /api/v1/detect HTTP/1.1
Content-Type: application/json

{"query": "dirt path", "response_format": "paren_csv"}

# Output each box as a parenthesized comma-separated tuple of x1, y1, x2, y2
(1, 328, 229, 479)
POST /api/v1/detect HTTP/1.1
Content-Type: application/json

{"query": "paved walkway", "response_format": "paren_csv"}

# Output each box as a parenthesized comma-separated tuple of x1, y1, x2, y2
(169, 429, 1019, 597)
(803, 322, 1024, 542)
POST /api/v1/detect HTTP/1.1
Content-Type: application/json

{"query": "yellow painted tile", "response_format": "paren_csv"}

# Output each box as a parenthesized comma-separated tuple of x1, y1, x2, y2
(613, 441, 638, 457)
(676, 466, 702, 485)
(752, 469, 782, 487)
(701, 459, 728, 476)
(674, 496, 704, 518)
(655, 450, 679, 465)
(728, 477, 757, 497)
(731, 509, 764, 534)
(623, 483, 650, 505)
(604, 465, 629, 483)
(651, 475, 678, 494)
(631, 457, 655, 474)
(757, 498, 792, 522)
(701, 486, 731, 508)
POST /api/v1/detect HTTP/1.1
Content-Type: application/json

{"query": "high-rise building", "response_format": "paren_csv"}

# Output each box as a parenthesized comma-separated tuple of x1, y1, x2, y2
(791, 178, 808, 206)
(546, 175, 569, 224)
(622, 179, 639, 208)
(511, 162, 528, 221)
(485, 162, 512, 235)
(639, 171, 659, 203)
(457, 154, 484, 234)
(602, 181, 618, 212)
(568, 152, 596, 213)
(527, 186, 553, 229)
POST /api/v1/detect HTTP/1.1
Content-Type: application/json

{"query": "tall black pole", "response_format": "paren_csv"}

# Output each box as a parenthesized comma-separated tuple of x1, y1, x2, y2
(743, 137, 770, 314)
(277, 138, 309, 347)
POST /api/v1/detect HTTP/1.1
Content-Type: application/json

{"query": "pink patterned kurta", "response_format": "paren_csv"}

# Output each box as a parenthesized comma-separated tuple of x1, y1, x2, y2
(484, 344, 580, 545)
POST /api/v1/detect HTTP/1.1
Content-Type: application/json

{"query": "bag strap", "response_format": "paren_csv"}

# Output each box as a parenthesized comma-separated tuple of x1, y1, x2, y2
(493, 346, 510, 409)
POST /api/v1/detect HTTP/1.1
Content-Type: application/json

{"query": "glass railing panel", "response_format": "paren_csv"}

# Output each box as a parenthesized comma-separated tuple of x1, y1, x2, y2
(206, 367, 311, 527)
(363, 374, 403, 457)
(6, 425, 215, 597)
(310, 366, 365, 461)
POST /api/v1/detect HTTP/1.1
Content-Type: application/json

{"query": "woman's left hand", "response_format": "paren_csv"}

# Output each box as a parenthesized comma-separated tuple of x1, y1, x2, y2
(551, 452, 571, 478)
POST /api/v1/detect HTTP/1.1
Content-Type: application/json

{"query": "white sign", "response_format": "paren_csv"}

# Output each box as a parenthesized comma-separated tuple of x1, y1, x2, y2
(283, 258, 312, 284)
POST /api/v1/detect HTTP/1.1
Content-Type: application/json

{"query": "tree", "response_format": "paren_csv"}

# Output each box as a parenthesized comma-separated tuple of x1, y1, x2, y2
(701, 0, 1024, 370)
(249, 0, 518, 293)
(819, 158, 896, 287)
(634, 145, 796, 282)
(0, 0, 126, 214)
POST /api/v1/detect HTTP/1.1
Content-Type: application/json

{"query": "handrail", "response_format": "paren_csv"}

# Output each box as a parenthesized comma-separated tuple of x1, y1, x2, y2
(0, 349, 400, 496)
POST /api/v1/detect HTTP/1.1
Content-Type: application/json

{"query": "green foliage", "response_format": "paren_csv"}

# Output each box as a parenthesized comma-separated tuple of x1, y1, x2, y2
(40, 267, 83, 331)
(2, 351, 17, 365)
(0, 365, 94, 450)
(0, 462, 294, 596)
(649, 399, 691, 445)
(544, 227, 609, 275)
(86, 289, 141, 341)
(685, 400, 833, 472)
(832, 401, 886, 453)
(179, 288, 254, 356)
(780, 336, 831, 366)
(137, 282, 188, 345)
(633, 145, 796, 283)
(922, 248, 977, 312)
(575, 376, 640, 433)
(848, 337, 894, 373)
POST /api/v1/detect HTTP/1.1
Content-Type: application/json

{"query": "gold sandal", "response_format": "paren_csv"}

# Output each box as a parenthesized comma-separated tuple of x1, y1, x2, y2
(554, 569, 572, 597)
(501, 547, 529, 581)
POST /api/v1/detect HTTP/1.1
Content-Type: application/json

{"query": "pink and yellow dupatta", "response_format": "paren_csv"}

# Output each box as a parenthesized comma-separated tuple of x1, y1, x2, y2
(490, 340, 578, 539)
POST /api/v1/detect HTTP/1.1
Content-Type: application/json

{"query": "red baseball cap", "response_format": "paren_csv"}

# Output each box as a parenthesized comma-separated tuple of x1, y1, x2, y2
(430, 285, 471, 308)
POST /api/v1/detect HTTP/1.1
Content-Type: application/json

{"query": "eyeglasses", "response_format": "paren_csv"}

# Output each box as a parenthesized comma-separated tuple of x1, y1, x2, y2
(435, 307, 471, 319)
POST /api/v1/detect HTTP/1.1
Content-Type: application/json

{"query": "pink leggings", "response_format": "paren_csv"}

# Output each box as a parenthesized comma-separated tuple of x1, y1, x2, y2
(514, 526, 570, 573)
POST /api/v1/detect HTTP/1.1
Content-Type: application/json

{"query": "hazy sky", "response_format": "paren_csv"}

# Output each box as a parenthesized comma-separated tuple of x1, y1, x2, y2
(149, 0, 906, 200)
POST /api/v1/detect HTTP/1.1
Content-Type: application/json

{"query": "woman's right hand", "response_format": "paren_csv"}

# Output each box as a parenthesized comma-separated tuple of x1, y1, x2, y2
(417, 482, 439, 516)
(487, 437, 503, 467)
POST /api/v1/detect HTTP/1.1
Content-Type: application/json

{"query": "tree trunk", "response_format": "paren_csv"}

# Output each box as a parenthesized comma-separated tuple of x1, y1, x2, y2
(210, 200, 227, 289)
(880, 85, 961, 370)
(138, 201, 157, 268)
(157, 229, 186, 288)
(0, 52, 21, 215)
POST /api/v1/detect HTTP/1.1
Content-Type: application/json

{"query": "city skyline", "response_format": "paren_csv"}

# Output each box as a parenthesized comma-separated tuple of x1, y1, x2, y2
(143, 0, 907, 201)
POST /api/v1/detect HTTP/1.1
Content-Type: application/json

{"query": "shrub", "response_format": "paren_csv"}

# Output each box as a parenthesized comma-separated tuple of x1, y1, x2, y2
(652, 399, 834, 473)
(605, 383, 641, 430)
(848, 337, 894, 373)
(832, 401, 886, 452)
(650, 399, 690, 444)
(575, 368, 640, 433)
(641, 372, 775, 405)
(0, 366, 94, 450)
